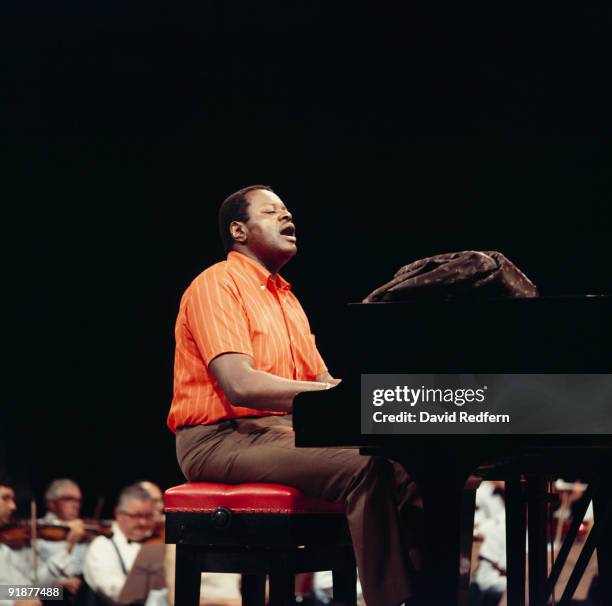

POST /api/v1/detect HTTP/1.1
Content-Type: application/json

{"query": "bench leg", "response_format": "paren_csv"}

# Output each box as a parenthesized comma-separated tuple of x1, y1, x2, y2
(241, 574, 266, 606)
(506, 476, 526, 606)
(269, 570, 294, 606)
(333, 566, 357, 605)
(175, 545, 201, 606)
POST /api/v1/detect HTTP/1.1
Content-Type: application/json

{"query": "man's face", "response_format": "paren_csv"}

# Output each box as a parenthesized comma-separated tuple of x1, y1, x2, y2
(0, 486, 16, 526)
(234, 190, 297, 267)
(140, 482, 164, 524)
(115, 498, 155, 542)
(48, 484, 82, 521)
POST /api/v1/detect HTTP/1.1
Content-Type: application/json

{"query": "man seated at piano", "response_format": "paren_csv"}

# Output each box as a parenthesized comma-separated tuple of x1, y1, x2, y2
(83, 483, 163, 605)
(38, 478, 88, 599)
(167, 185, 423, 606)
(0, 475, 73, 606)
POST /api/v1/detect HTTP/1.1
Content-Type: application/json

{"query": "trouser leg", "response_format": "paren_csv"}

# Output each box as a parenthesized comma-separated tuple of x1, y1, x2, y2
(342, 455, 420, 605)
(176, 417, 420, 606)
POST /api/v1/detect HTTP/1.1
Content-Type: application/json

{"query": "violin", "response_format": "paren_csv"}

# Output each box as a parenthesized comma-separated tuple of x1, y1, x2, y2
(0, 518, 114, 549)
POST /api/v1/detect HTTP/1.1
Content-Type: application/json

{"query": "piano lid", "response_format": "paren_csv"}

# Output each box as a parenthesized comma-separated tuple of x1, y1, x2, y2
(331, 295, 612, 375)
(295, 296, 612, 449)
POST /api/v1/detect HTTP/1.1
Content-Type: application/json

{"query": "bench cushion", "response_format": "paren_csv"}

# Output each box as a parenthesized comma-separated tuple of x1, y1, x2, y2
(164, 482, 346, 514)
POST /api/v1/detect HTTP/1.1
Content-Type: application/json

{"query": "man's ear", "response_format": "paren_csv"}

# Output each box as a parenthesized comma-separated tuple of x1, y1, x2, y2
(230, 221, 248, 244)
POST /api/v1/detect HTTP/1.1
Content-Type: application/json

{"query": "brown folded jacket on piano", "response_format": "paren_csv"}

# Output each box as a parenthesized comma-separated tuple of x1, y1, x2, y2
(363, 250, 539, 303)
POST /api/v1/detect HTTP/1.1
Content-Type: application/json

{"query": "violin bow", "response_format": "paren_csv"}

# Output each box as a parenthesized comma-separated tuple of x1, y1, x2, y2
(30, 498, 38, 584)
(93, 495, 104, 520)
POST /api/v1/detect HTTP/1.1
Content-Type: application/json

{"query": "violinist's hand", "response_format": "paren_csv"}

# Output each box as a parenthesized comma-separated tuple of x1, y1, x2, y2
(65, 519, 86, 546)
(60, 577, 82, 596)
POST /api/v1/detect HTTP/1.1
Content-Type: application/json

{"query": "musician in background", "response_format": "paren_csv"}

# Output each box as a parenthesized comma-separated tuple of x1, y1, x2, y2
(0, 477, 68, 606)
(470, 481, 506, 606)
(83, 483, 157, 604)
(167, 185, 422, 606)
(38, 479, 87, 598)
(137, 482, 164, 526)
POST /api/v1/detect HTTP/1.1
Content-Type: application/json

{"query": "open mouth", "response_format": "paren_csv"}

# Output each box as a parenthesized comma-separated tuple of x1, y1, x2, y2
(280, 224, 297, 241)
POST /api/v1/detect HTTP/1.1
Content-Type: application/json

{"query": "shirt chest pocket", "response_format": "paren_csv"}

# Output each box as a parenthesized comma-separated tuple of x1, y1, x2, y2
(248, 314, 294, 374)
(249, 313, 276, 339)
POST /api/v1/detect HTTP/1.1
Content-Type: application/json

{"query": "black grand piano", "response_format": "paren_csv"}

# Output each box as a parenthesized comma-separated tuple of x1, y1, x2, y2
(293, 296, 612, 606)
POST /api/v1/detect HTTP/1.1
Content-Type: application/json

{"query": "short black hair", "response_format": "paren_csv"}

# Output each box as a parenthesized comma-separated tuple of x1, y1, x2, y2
(218, 185, 274, 254)
(0, 470, 13, 489)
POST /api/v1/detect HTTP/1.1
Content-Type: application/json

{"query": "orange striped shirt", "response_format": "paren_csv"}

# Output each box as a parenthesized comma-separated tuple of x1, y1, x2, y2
(167, 251, 328, 431)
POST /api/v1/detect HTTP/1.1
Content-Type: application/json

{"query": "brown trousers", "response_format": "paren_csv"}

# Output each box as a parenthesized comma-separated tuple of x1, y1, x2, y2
(176, 414, 421, 606)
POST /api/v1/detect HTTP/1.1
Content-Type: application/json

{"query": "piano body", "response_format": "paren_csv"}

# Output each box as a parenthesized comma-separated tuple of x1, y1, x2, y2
(294, 296, 612, 606)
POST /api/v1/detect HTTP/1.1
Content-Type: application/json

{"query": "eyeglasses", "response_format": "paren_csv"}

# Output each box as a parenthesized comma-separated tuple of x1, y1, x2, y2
(118, 510, 154, 520)
(58, 497, 82, 503)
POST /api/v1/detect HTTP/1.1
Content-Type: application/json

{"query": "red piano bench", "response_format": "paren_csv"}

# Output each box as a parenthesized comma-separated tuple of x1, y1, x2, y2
(164, 482, 357, 606)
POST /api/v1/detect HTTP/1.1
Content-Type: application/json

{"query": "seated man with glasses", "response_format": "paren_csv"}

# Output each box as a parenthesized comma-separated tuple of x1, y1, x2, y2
(137, 481, 164, 527)
(38, 478, 88, 600)
(83, 483, 159, 604)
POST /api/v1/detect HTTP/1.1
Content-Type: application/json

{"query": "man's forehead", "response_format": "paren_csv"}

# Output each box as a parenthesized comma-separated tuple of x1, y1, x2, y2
(247, 189, 286, 209)
(0, 486, 14, 498)
(59, 485, 81, 496)
(122, 498, 153, 510)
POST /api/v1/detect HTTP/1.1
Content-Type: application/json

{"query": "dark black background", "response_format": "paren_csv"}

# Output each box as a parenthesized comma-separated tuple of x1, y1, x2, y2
(2, 2, 611, 515)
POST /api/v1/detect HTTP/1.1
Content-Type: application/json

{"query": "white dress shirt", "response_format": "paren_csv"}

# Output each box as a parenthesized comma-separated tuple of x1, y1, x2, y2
(0, 542, 69, 606)
(83, 522, 142, 603)
(37, 512, 88, 578)
(474, 511, 507, 593)
(473, 482, 507, 593)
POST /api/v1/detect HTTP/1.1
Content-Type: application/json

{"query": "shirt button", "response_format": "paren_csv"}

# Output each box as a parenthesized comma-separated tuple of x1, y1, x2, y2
(260, 285, 266, 290)
(290, 336, 295, 341)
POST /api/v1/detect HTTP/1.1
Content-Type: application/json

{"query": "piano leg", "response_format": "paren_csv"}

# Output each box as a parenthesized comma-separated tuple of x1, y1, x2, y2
(458, 475, 483, 606)
(505, 476, 526, 606)
(527, 476, 549, 606)
(593, 473, 612, 605)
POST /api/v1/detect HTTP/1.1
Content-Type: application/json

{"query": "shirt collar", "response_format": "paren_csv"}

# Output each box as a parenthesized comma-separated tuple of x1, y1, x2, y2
(111, 521, 148, 545)
(111, 521, 134, 546)
(41, 512, 59, 523)
(227, 251, 292, 291)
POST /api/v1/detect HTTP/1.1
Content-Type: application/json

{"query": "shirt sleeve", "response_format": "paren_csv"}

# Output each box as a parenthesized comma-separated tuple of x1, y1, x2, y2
(186, 275, 254, 365)
(0, 544, 65, 588)
(60, 543, 86, 577)
(83, 538, 126, 602)
(0, 546, 17, 606)
(36, 540, 75, 581)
